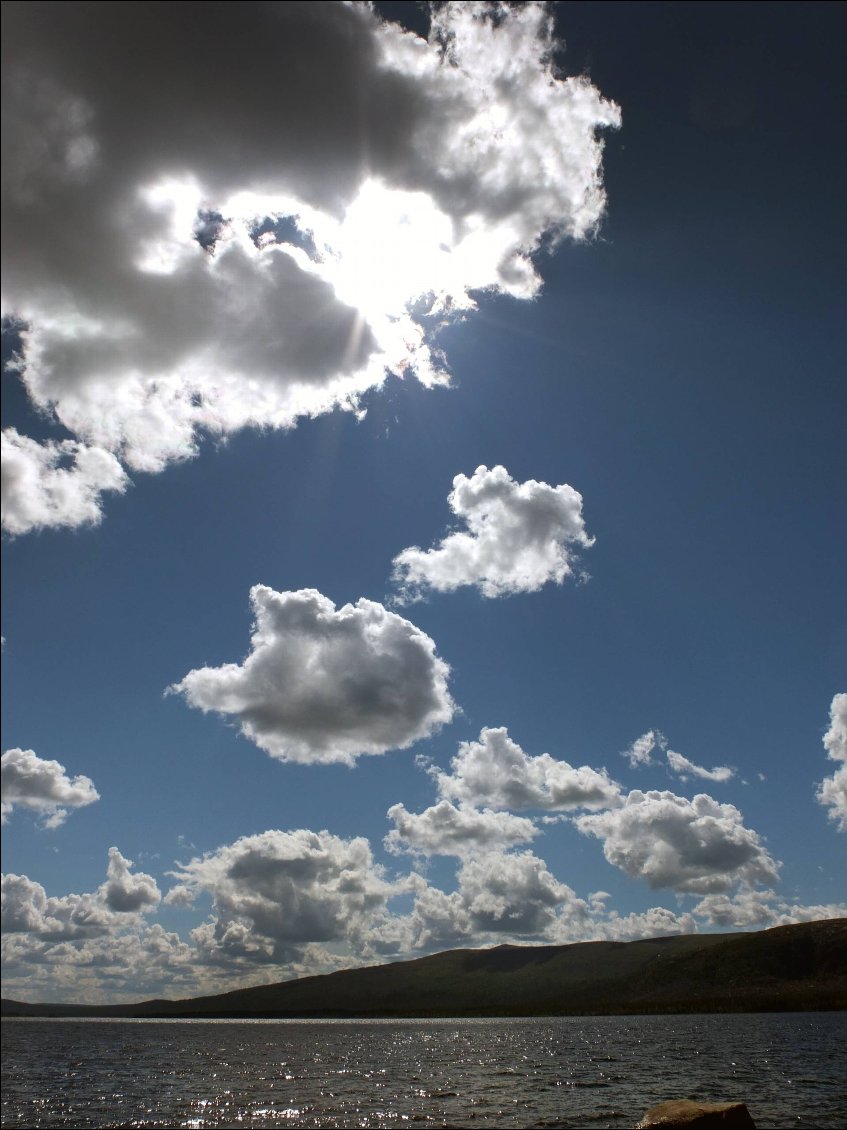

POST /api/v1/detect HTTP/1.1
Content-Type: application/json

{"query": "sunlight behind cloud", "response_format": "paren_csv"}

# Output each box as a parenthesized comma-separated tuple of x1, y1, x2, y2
(1, 0, 619, 532)
(330, 182, 457, 319)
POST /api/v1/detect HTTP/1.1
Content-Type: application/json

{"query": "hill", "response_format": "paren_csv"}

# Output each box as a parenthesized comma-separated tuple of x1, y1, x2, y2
(3, 918, 845, 1019)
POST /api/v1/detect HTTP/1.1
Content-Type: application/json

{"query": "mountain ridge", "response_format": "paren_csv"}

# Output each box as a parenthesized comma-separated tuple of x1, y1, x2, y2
(3, 918, 845, 1019)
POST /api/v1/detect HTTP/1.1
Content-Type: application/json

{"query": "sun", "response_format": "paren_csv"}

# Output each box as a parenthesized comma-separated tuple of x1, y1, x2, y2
(327, 179, 477, 324)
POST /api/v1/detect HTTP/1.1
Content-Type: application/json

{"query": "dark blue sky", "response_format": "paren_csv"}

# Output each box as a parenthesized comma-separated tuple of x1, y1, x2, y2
(2, 1, 844, 1002)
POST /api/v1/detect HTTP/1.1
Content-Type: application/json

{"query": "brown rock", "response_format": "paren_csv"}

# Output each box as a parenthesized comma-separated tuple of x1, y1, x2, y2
(637, 1099, 757, 1129)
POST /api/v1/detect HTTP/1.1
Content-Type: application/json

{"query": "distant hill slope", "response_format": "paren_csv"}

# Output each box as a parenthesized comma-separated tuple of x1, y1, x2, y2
(3, 918, 845, 1019)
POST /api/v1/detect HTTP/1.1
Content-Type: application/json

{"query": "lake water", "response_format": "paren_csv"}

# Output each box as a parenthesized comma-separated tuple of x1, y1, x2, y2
(2, 1014, 845, 1128)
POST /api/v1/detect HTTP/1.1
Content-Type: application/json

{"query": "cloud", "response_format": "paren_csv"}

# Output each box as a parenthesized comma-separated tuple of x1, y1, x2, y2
(2, 2, 619, 531)
(818, 768, 847, 832)
(666, 749, 735, 783)
(169, 585, 455, 765)
(2, 837, 372, 1003)
(817, 692, 847, 830)
(401, 861, 725, 953)
(1, 747, 99, 827)
(621, 729, 666, 768)
(823, 692, 847, 761)
(165, 829, 397, 964)
(0, 921, 196, 1006)
(575, 789, 780, 894)
(1, 849, 160, 940)
(399, 885, 473, 953)
(1, 874, 59, 935)
(575, 898, 698, 943)
(620, 731, 734, 783)
(435, 726, 621, 812)
(392, 465, 594, 600)
(456, 850, 583, 938)
(693, 888, 847, 930)
(405, 848, 587, 949)
(385, 800, 538, 857)
(101, 847, 161, 913)
(1, 428, 128, 535)
(5, 822, 839, 1002)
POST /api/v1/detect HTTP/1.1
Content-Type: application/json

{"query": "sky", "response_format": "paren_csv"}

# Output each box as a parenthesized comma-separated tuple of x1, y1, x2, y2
(1, 1, 845, 1005)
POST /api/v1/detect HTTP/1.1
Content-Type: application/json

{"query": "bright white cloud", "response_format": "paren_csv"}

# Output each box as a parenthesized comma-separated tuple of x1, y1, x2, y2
(2, 2, 619, 531)
(1, 429, 128, 535)
(392, 465, 594, 600)
(169, 585, 455, 765)
(621, 729, 666, 768)
(1, 747, 99, 828)
(435, 726, 621, 812)
(817, 693, 847, 830)
(666, 749, 735, 783)
(575, 789, 780, 894)
(385, 800, 538, 857)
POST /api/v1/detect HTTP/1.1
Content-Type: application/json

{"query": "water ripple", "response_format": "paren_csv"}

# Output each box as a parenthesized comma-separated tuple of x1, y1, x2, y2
(2, 1014, 846, 1129)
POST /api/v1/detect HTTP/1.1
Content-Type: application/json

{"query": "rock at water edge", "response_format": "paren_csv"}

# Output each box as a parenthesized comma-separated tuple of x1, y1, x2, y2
(637, 1098, 757, 1129)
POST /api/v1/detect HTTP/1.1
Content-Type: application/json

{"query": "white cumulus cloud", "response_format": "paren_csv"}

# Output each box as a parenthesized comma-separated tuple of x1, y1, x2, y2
(435, 726, 621, 812)
(169, 585, 455, 765)
(575, 789, 780, 894)
(817, 692, 847, 831)
(2, 2, 619, 532)
(1, 429, 128, 535)
(385, 800, 538, 857)
(392, 465, 594, 600)
(1, 747, 99, 827)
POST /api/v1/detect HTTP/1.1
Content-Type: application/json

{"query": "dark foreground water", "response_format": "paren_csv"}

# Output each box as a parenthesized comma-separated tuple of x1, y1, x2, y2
(2, 1014, 846, 1129)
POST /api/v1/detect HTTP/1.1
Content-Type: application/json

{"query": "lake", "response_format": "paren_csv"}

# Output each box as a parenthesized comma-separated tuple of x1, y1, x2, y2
(2, 1013, 845, 1128)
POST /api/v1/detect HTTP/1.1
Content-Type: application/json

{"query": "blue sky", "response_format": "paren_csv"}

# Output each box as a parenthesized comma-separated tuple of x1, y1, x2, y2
(2, 1, 844, 1004)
